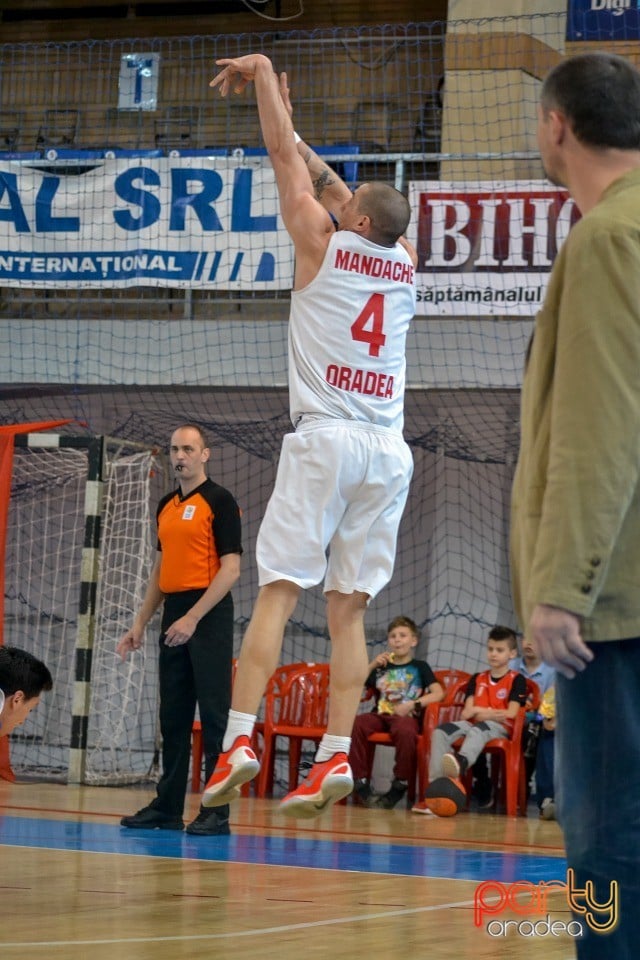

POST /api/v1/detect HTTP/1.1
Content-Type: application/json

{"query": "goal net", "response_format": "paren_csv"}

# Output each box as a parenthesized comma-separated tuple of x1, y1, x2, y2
(4, 436, 164, 783)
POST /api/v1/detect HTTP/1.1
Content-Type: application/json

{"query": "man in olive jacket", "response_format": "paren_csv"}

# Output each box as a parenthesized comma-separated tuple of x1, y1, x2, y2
(510, 53, 640, 959)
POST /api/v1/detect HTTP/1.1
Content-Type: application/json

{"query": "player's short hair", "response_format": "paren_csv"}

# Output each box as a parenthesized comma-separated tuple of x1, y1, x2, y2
(387, 615, 419, 640)
(357, 182, 411, 245)
(488, 625, 518, 651)
(172, 423, 209, 449)
(0, 646, 53, 699)
(541, 53, 640, 150)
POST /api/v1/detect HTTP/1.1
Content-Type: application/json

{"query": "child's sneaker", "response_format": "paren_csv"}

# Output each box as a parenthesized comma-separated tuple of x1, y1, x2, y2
(353, 778, 374, 806)
(442, 751, 468, 779)
(279, 753, 353, 819)
(202, 735, 260, 807)
(411, 798, 438, 816)
(540, 797, 556, 821)
(375, 778, 408, 809)
(476, 789, 495, 811)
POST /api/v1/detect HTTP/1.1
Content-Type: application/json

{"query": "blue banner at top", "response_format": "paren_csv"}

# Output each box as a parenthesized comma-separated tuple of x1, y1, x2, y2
(567, 0, 640, 40)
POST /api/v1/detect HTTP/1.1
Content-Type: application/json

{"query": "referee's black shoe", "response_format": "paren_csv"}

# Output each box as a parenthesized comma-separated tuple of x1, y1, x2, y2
(120, 804, 184, 831)
(186, 805, 231, 836)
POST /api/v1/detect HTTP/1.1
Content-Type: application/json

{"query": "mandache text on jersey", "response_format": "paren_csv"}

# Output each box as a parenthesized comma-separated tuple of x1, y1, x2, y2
(334, 248, 415, 284)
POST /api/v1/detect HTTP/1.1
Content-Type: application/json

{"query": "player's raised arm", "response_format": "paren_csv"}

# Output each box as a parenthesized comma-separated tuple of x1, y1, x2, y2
(211, 55, 333, 281)
(277, 70, 353, 220)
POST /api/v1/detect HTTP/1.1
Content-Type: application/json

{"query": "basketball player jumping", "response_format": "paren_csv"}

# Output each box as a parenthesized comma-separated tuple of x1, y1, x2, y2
(202, 53, 417, 818)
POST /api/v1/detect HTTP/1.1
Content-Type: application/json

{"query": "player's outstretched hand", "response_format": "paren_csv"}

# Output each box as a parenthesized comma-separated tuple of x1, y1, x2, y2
(210, 54, 272, 97)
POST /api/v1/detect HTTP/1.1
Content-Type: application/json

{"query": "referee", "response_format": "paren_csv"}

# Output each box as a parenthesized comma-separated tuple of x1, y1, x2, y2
(118, 423, 242, 835)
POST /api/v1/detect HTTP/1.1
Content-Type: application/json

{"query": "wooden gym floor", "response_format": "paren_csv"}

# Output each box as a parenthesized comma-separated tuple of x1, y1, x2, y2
(0, 781, 575, 960)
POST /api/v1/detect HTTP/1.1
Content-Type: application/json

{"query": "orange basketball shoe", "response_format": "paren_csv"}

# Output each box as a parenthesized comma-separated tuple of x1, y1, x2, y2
(202, 735, 260, 807)
(279, 753, 354, 819)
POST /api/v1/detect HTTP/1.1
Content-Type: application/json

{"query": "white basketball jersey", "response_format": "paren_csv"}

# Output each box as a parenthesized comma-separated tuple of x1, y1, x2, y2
(288, 230, 416, 432)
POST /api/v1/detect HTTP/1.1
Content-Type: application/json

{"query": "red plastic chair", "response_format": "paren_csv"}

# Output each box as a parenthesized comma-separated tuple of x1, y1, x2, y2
(256, 661, 330, 798)
(190, 721, 206, 792)
(364, 668, 470, 804)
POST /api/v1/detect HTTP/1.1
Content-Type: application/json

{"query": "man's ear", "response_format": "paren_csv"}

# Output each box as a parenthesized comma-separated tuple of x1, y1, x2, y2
(8, 690, 25, 708)
(549, 108, 567, 146)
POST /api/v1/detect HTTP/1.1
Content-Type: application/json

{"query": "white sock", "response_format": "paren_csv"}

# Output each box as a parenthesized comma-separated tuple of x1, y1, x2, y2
(315, 734, 351, 762)
(222, 709, 256, 751)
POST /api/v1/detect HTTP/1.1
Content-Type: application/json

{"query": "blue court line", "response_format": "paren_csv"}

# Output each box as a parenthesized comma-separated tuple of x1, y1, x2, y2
(0, 813, 566, 884)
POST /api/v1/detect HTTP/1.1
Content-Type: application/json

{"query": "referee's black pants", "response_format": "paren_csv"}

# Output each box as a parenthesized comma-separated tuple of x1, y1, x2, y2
(153, 589, 234, 817)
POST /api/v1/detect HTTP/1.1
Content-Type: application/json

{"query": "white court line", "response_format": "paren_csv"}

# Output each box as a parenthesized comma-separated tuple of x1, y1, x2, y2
(2, 897, 476, 948)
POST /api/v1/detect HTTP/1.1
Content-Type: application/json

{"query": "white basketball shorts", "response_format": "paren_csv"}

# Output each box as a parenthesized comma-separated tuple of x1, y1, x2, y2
(256, 417, 413, 599)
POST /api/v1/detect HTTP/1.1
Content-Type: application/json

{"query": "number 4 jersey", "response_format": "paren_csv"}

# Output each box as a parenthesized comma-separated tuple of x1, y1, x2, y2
(289, 230, 416, 433)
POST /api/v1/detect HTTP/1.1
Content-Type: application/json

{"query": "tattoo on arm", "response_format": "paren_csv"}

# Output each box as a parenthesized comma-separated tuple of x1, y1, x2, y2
(311, 168, 336, 201)
(299, 147, 338, 201)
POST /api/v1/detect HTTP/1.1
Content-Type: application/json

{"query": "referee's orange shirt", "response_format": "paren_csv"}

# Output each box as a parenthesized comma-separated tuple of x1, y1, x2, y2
(156, 478, 242, 594)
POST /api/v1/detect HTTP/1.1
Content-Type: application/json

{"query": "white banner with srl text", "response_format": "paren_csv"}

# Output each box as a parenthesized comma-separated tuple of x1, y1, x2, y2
(0, 156, 294, 289)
